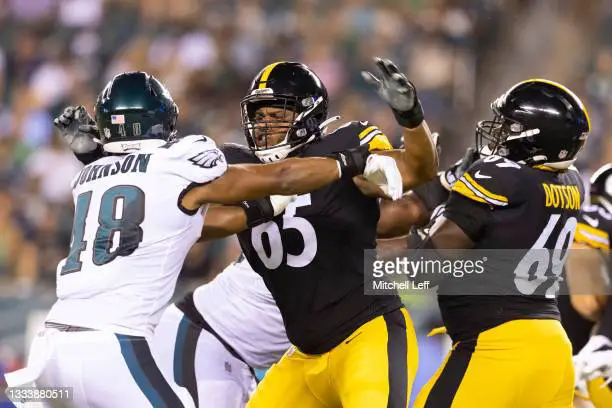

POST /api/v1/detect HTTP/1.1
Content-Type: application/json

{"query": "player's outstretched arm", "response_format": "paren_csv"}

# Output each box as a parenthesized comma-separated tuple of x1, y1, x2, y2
(199, 205, 249, 241)
(362, 57, 438, 190)
(198, 194, 296, 241)
(182, 145, 374, 211)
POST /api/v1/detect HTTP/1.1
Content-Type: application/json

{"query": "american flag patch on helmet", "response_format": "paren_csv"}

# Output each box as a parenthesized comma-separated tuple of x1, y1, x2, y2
(111, 114, 125, 124)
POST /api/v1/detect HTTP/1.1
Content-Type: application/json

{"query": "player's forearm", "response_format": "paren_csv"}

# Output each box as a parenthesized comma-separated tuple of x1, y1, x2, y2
(187, 158, 341, 206)
(199, 205, 248, 241)
(566, 242, 608, 319)
(266, 157, 341, 195)
(378, 121, 438, 190)
(570, 295, 604, 322)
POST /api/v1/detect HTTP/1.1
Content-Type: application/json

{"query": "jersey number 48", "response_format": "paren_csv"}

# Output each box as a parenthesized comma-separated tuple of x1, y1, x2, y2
(61, 185, 145, 275)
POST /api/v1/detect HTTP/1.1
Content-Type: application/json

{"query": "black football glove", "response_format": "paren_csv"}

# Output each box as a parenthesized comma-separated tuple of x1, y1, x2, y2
(239, 195, 296, 228)
(328, 143, 371, 179)
(54, 106, 104, 165)
(362, 57, 424, 129)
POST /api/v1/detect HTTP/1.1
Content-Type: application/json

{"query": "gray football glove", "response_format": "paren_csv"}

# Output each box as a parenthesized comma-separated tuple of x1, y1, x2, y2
(362, 57, 424, 129)
(453, 147, 480, 179)
(53, 106, 100, 154)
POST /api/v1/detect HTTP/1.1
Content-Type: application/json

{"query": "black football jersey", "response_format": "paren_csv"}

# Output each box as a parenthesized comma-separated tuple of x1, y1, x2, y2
(437, 156, 585, 341)
(221, 121, 402, 354)
(574, 203, 612, 252)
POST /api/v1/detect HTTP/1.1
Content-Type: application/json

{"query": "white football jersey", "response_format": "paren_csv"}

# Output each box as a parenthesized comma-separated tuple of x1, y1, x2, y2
(46, 135, 227, 337)
(192, 255, 290, 369)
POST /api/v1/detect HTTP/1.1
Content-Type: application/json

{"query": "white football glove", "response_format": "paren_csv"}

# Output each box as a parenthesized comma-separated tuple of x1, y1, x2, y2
(270, 195, 298, 216)
(363, 154, 403, 200)
(575, 335, 612, 387)
(53, 105, 101, 154)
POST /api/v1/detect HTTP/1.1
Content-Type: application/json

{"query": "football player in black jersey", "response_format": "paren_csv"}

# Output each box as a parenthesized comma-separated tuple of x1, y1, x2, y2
(216, 59, 436, 408)
(407, 79, 590, 408)
(198, 58, 437, 408)
(569, 164, 612, 408)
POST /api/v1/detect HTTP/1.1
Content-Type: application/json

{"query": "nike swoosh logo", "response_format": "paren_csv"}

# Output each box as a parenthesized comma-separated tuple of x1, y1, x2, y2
(474, 170, 492, 179)
(583, 215, 600, 228)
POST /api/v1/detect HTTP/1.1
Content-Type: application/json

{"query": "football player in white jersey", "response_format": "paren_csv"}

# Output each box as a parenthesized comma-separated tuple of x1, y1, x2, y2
(2, 71, 406, 408)
(151, 254, 288, 408)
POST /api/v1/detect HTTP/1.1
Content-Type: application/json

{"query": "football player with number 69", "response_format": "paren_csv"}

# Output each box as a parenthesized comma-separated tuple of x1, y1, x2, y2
(412, 79, 590, 408)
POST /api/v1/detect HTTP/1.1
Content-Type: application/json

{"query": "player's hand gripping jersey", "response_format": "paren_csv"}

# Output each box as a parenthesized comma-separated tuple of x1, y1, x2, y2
(46, 135, 227, 337)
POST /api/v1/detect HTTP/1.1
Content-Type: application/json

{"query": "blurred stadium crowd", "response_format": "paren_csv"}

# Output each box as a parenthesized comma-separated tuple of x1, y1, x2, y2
(1, 0, 612, 395)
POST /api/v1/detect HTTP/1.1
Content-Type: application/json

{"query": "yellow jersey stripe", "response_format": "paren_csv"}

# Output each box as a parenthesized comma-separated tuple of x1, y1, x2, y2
(358, 125, 378, 140)
(574, 232, 609, 250)
(367, 134, 393, 151)
(533, 164, 557, 172)
(452, 180, 488, 204)
(258, 62, 283, 89)
(463, 173, 509, 203)
(576, 222, 609, 241)
(360, 129, 382, 145)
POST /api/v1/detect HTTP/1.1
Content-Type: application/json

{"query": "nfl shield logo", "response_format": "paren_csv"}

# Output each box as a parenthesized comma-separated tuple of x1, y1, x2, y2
(111, 114, 125, 124)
